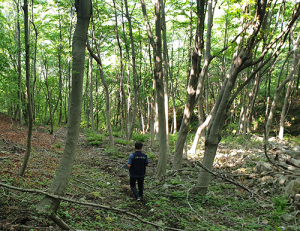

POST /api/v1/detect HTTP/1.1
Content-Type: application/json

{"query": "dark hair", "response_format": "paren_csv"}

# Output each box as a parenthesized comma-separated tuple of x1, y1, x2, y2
(135, 142, 143, 150)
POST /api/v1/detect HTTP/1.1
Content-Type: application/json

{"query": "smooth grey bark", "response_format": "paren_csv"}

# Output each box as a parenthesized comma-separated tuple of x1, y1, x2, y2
(153, 0, 167, 181)
(66, 7, 75, 123)
(36, 0, 91, 213)
(19, 0, 33, 176)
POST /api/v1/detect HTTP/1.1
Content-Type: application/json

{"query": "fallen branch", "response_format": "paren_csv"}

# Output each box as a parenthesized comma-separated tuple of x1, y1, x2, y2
(50, 212, 73, 230)
(195, 161, 271, 203)
(0, 182, 184, 231)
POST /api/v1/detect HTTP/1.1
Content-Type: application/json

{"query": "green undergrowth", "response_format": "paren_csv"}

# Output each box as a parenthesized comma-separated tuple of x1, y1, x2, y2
(0, 132, 297, 230)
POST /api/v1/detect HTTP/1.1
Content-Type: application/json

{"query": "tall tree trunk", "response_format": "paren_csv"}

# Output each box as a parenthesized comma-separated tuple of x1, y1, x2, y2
(161, 0, 169, 151)
(19, 0, 33, 176)
(278, 32, 300, 140)
(148, 40, 155, 146)
(15, 0, 22, 126)
(140, 0, 167, 180)
(172, 0, 206, 169)
(113, 0, 126, 135)
(66, 6, 75, 123)
(153, 0, 167, 181)
(36, 0, 91, 213)
(124, 0, 139, 140)
(89, 53, 95, 131)
(169, 21, 177, 134)
(188, 0, 215, 156)
(31, 21, 38, 122)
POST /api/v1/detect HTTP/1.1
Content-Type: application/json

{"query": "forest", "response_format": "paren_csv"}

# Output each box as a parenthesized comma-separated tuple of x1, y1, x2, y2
(1, 0, 300, 230)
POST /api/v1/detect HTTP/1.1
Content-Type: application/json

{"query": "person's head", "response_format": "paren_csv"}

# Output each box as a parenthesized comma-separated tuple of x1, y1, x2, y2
(135, 142, 143, 150)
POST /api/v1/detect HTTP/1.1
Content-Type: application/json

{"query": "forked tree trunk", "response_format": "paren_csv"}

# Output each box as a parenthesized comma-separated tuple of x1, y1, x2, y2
(36, 0, 91, 213)
(188, 0, 215, 156)
(196, 1, 300, 195)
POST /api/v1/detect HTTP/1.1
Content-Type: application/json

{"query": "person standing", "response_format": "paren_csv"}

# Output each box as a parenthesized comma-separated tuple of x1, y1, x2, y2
(127, 142, 149, 201)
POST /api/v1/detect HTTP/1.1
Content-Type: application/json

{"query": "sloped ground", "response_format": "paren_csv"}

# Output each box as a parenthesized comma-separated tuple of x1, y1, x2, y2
(0, 113, 300, 230)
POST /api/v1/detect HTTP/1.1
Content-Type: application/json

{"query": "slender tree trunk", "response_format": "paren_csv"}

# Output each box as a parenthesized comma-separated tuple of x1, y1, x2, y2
(88, 53, 94, 131)
(148, 40, 155, 146)
(66, 6, 75, 123)
(113, 0, 126, 135)
(124, 0, 139, 140)
(15, 0, 23, 126)
(87, 34, 114, 148)
(169, 22, 177, 134)
(36, 0, 91, 213)
(31, 21, 38, 122)
(44, 60, 54, 135)
(161, 0, 169, 151)
(19, 0, 33, 176)
(266, 51, 296, 139)
(278, 33, 300, 140)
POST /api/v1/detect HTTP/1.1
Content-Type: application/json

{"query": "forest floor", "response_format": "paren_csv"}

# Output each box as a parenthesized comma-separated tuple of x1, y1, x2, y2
(0, 113, 300, 230)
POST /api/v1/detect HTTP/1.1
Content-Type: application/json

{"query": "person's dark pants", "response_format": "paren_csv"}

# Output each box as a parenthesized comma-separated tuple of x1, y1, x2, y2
(130, 176, 144, 199)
